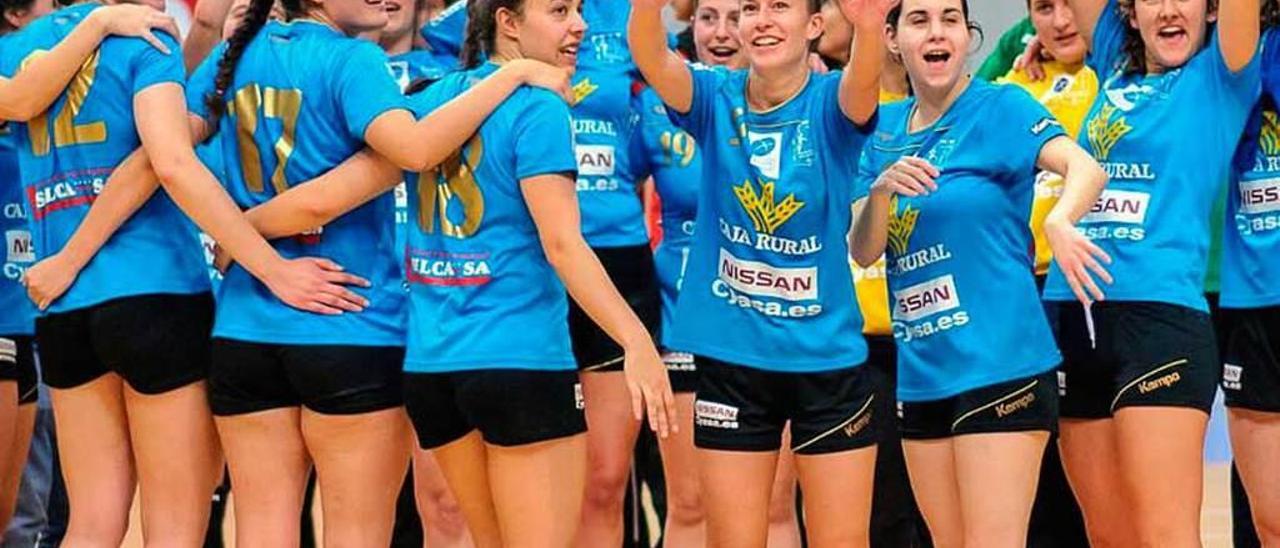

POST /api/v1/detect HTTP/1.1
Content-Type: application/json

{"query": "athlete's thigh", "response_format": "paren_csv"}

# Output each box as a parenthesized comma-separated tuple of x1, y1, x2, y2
(215, 407, 309, 548)
(433, 431, 502, 548)
(486, 434, 588, 548)
(49, 374, 135, 538)
(1112, 407, 1207, 540)
(794, 446, 877, 548)
(902, 438, 963, 548)
(699, 448, 779, 548)
(1227, 408, 1280, 540)
(953, 431, 1048, 546)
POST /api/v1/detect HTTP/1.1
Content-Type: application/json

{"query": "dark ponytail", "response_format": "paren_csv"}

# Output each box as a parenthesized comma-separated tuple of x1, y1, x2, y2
(203, 0, 274, 128)
(460, 0, 526, 69)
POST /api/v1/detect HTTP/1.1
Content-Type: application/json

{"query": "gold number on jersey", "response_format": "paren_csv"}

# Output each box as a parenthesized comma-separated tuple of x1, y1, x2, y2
(230, 85, 302, 193)
(418, 134, 485, 238)
(21, 50, 107, 156)
(660, 130, 696, 168)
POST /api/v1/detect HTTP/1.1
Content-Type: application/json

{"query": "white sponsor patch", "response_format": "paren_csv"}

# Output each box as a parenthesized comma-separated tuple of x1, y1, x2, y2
(747, 131, 783, 180)
(1223, 364, 1243, 391)
(5, 230, 33, 263)
(718, 248, 817, 301)
(394, 181, 409, 209)
(893, 274, 960, 322)
(0, 338, 15, 364)
(575, 144, 616, 177)
(574, 383, 585, 410)
(1239, 178, 1280, 215)
(695, 400, 740, 429)
(1081, 189, 1150, 224)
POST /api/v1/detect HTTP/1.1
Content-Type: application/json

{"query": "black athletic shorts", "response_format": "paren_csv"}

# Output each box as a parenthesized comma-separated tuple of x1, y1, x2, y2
(1220, 305, 1280, 412)
(569, 245, 659, 372)
(662, 351, 697, 393)
(900, 369, 1060, 440)
(0, 335, 38, 405)
(37, 293, 213, 395)
(403, 369, 586, 449)
(1050, 300, 1219, 419)
(694, 357, 879, 455)
(210, 339, 405, 416)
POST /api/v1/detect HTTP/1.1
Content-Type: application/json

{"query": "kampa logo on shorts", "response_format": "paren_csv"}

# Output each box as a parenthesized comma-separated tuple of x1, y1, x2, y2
(1223, 363, 1243, 391)
(893, 275, 961, 322)
(718, 248, 817, 301)
(1081, 189, 1149, 225)
(695, 400, 739, 429)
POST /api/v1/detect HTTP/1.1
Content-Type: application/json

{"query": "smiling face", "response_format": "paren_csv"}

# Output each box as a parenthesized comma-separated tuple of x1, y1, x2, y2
(380, 0, 416, 42)
(1126, 0, 1213, 73)
(890, 0, 970, 97)
(1029, 0, 1085, 65)
(693, 0, 744, 67)
(738, 0, 823, 73)
(314, 0, 391, 35)
(498, 0, 586, 69)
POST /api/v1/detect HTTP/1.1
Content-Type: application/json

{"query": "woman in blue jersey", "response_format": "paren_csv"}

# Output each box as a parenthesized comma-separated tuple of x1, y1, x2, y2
(631, 0, 895, 542)
(0, 0, 373, 544)
(1042, 1, 1261, 546)
(851, 0, 1109, 545)
(197, 0, 676, 544)
(1219, 3, 1280, 545)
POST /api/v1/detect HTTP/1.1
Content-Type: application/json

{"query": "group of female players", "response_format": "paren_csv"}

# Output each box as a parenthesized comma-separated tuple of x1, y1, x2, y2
(0, 0, 1277, 546)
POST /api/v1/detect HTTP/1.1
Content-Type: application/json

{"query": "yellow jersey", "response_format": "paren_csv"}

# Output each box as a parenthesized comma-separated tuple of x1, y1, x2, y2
(998, 61, 1099, 275)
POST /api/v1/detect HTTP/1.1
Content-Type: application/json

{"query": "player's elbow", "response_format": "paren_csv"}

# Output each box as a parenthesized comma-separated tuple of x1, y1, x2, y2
(150, 150, 200, 189)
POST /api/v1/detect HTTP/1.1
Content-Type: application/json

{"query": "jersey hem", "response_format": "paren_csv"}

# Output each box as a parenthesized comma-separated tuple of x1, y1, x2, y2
(1220, 292, 1280, 309)
(1042, 289, 1208, 313)
(896, 355, 1061, 403)
(211, 328, 406, 348)
(47, 285, 211, 315)
(403, 358, 577, 374)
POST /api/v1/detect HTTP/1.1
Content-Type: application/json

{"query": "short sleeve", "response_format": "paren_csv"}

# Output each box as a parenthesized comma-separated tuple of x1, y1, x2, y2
(512, 90, 578, 180)
(815, 72, 873, 181)
(854, 137, 882, 201)
(130, 31, 185, 95)
(991, 87, 1066, 182)
(334, 42, 409, 140)
(1087, 0, 1126, 76)
(186, 42, 226, 120)
(1199, 24, 1262, 111)
(421, 0, 466, 59)
(669, 64, 728, 141)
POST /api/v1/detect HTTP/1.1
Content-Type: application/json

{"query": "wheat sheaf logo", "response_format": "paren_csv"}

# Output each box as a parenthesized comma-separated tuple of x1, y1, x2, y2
(571, 78, 598, 106)
(887, 196, 919, 257)
(733, 179, 804, 235)
(1086, 103, 1132, 161)
(1260, 110, 1280, 157)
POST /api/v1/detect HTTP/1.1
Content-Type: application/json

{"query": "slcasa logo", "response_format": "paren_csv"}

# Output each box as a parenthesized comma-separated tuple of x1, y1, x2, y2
(571, 78, 599, 106)
(733, 179, 804, 235)
(887, 196, 919, 257)
(1260, 110, 1280, 157)
(1087, 104, 1132, 161)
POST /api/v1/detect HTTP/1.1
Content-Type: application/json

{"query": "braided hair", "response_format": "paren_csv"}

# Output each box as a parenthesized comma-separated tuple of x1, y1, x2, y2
(202, 0, 303, 127)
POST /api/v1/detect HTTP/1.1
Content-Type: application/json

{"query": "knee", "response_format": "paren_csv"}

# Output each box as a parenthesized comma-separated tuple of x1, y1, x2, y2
(666, 488, 705, 527)
(962, 523, 1027, 548)
(582, 462, 630, 510)
(66, 513, 129, 548)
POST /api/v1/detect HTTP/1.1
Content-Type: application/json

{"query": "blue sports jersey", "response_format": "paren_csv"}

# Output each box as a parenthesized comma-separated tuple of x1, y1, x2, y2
(1223, 29, 1280, 308)
(388, 49, 452, 264)
(1043, 1, 1261, 311)
(0, 4, 208, 314)
(571, 64, 649, 247)
(0, 121, 34, 336)
(638, 87, 700, 346)
(665, 67, 871, 372)
(187, 21, 408, 346)
(420, 0, 464, 67)
(861, 81, 1063, 401)
(193, 138, 224, 292)
(401, 63, 578, 372)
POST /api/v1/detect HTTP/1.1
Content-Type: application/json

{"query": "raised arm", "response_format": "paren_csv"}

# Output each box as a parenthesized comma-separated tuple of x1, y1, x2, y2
(183, 0, 235, 73)
(135, 83, 372, 314)
(1065, 0, 1107, 48)
(521, 174, 678, 437)
(1039, 135, 1111, 305)
(1219, 0, 1261, 72)
(240, 150, 403, 239)
(0, 4, 178, 121)
(628, 0, 695, 113)
(836, 0, 897, 125)
(364, 59, 571, 172)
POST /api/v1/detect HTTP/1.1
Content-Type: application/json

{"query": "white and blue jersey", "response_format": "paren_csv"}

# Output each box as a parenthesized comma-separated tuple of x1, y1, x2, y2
(638, 87, 700, 347)
(1043, 1, 1261, 312)
(402, 63, 578, 373)
(665, 67, 872, 372)
(861, 80, 1064, 401)
(0, 4, 208, 315)
(1223, 29, 1280, 309)
(188, 20, 408, 346)
(0, 121, 34, 336)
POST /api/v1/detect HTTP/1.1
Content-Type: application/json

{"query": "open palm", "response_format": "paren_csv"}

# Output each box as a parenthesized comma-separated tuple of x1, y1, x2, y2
(838, 0, 900, 25)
